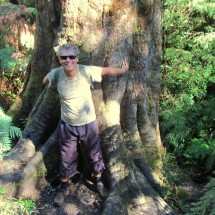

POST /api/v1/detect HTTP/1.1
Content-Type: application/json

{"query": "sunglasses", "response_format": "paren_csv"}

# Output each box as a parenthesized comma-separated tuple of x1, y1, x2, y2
(59, 55, 76, 60)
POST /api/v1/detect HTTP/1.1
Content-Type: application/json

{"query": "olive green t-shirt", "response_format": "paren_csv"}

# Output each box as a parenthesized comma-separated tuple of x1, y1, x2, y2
(48, 64, 102, 126)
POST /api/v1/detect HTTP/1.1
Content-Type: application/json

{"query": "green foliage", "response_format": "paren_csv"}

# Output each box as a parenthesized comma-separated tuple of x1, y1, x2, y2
(162, 153, 180, 183)
(0, 46, 18, 71)
(160, 0, 215, 172)
(0, 46, 30, 72)
(26, 7, 37, 24)
(188, 176, 215, 215)
(0, 3, 35, 109)
(185, 138, 215, 171)
(27, 7, 37, 16)
(0, 106, 22, 155)
(0, 45, 31, 108)
(0, 0, 8, 4)
(0, 187, 37, 215)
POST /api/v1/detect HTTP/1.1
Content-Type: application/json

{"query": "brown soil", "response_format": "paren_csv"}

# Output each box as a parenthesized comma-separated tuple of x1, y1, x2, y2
(36, 180, 104, 215)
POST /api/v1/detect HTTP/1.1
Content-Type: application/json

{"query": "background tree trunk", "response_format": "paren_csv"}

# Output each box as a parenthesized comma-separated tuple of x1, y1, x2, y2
(1, 0, 176, 214)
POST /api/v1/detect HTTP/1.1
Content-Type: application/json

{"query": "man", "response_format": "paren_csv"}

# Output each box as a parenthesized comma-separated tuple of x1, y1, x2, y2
(43, 43, 128, 207)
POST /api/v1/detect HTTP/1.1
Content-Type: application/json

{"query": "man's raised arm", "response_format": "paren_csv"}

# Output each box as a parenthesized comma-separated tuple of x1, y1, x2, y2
(101, 62, 129, 76)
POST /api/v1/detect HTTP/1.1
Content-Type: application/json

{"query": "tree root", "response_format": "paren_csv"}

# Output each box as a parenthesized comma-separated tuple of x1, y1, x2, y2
(101, 125, 177, 215)
(0, 129, 59, 198)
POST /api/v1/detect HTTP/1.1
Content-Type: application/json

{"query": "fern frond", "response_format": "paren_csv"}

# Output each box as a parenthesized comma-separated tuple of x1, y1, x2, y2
(0, 106, 22, 154)
(0, 133, 11, 145)
(190, 177, 215, 215)
(9, 125, 22, 139)
(186, 138, 215, 172)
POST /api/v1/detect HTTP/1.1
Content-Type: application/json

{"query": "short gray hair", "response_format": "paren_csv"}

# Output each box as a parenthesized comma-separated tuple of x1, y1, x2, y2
(57, 44, 79, 57)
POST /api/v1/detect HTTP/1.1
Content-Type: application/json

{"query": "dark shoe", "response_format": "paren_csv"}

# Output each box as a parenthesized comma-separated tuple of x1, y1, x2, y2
(53, 182, 69, 207)
(50, 177, 61, 188)
(93, 177, 108, 199)
(71, 173, 85, 184)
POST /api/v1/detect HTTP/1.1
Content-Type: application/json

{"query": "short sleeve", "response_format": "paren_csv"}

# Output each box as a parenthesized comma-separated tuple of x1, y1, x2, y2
(84, 66, 102, 82)
(47, 69, 56, 82)
(46, 69, 57, 87)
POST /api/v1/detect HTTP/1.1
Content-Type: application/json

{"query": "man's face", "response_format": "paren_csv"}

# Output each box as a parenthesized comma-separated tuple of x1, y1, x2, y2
(59, 48, 79, 73)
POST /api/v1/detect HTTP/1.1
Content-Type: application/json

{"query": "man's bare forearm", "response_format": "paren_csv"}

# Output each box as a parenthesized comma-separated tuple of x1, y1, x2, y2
(101, 62, 129, 76)
(43, 75, 49, 85)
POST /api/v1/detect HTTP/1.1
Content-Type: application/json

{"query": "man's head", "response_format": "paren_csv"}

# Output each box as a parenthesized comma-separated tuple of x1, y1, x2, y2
(57, 44, 79, 73)
(57, 44, 79, 57)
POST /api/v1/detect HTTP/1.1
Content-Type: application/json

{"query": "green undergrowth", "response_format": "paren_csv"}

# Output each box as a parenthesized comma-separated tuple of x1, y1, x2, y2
(161, 153, 215, 214)
(188, 175, 215, 215)
(161, 0, 215, 213)
(0, 187, 37, 215)
(0, 106, 22, 158)
(161, 0, 215, 174)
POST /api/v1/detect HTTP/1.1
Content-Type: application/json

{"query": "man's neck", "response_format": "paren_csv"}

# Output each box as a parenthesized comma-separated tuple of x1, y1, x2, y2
(64, 66, 77, 79)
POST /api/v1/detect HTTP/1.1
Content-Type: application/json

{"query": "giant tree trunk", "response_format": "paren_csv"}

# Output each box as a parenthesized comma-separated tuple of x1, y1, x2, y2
(1, 0, 176, 214)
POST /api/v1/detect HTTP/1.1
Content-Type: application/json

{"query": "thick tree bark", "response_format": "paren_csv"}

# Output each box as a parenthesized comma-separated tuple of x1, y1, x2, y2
(1, 0, 176, 214)
(8, 0, 56, 125)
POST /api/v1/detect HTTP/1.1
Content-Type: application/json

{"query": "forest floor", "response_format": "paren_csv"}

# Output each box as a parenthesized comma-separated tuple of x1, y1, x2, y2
(36, 176, 104, 215)
(35, 171, 207, 215)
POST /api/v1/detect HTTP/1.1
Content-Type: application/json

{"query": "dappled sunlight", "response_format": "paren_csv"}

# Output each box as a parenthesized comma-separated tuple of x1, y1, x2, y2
(104, 100, 120, 126)
(61, 0, 137, 61)
(111, 160, 126, 180)
(20, 24, 35, 49)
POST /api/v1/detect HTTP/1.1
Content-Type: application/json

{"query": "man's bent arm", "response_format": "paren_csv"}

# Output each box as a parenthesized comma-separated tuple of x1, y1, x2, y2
(101, 62, 129, 76)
